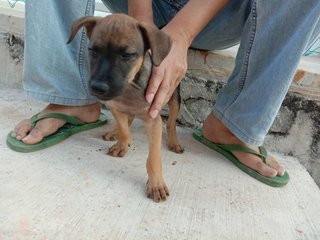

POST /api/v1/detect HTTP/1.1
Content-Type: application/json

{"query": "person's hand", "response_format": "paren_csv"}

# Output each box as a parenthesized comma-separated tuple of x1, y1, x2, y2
(145, 27, 190, 119)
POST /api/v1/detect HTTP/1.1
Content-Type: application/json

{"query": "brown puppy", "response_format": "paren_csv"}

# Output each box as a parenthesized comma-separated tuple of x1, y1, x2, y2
(68, 13, 184, 202)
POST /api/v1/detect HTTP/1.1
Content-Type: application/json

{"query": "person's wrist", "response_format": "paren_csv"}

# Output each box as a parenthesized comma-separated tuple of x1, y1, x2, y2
(162, 24, 192, 48)
(131, 14, 155, 26)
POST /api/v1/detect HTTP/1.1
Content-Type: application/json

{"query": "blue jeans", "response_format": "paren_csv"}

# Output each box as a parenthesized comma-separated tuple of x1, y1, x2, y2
(24, 0, 320, 146)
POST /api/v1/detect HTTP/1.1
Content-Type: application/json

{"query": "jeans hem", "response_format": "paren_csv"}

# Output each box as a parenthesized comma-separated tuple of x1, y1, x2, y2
(212, 107, 264, 146)
(25, 91, 98, 106)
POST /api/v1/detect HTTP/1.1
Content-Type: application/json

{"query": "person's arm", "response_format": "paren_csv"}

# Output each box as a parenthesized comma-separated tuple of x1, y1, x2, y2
(168, 0, 229, 44)
(145, 0, 229, 118)
(130, 0, 230, 118)
(128, 0, 154, 25)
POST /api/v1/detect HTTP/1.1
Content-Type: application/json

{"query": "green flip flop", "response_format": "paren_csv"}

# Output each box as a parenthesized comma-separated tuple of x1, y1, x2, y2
(192, 128, 289, 187)
(7, 112, 108, 153)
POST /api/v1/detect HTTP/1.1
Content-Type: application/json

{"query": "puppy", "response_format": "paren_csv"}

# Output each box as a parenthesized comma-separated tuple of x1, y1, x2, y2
(68, 13, 184, 202)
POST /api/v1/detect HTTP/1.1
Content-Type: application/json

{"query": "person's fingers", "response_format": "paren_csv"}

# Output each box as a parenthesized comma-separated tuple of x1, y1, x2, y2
(145, 66, 165, 104)
(149, 73, 175, 119)
(145, 37, 188, 119)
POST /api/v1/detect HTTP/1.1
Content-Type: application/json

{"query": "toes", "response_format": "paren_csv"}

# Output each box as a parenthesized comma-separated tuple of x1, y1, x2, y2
(22, 118, 65, 145)
(162, 185, 170, 199)
(146, 179, 169, 202)
(108, 142, 128, 157)
(267, 155, 286, 176)
(22, 126, 45, 144)
(108, 148, 126, 157)
(152, 189, 162, 203)
(255, 161, 278, 178)
(235, 149, 286, 178)
(236, 151, 278, 178)
(12, 119, 32, 140)
(277, 166, 286, 177)
(168, 144, 185, 154)
(103, 132, 119, 141)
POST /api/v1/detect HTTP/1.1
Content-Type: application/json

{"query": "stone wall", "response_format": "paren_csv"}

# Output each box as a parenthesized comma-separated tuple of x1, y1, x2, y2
(0, 2, 24, 89)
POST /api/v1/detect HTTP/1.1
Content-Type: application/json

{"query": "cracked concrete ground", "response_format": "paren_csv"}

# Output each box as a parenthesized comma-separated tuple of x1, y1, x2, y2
(1, 85, 320, 240)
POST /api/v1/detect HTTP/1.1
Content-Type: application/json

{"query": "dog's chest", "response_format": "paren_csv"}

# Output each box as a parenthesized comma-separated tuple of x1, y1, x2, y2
(107, 88, 150, 117)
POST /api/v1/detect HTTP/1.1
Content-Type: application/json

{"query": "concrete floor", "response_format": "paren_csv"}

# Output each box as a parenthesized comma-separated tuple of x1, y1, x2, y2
(1, 85, 320, 240)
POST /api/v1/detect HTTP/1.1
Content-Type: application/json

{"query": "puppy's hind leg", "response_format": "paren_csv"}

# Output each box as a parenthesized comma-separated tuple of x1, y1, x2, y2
(167, 89, 184, 154)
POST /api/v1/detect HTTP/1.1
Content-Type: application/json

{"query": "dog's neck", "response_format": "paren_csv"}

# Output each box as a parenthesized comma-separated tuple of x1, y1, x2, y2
(108, 52, 153, 117)
(131, 52, 153, 95)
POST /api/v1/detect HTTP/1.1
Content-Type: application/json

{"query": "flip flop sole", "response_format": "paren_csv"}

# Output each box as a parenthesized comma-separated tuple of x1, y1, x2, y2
(192, 128, 289, 187)
(6, 114, 108, 153)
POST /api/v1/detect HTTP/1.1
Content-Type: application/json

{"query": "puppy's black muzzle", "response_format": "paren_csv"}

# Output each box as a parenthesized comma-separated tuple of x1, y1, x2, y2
(89, 79, 124, 101)
(90, 80, 109, 96)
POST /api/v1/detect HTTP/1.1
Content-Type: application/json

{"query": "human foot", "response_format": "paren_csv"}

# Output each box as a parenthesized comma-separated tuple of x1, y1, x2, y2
(11, 103, 101, 145)
(202, 113, 285, 178)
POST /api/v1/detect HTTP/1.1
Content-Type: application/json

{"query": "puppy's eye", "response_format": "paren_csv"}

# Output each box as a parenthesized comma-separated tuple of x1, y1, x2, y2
(121, 52, 137, 60)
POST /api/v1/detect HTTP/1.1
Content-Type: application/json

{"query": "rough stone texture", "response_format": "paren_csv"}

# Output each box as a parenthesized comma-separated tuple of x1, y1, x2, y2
(0, 2, 24, 89)
(178, 73, 224, 127)
(0, 32, 24, 89)
(0, 32, 23, 88)
(266, 95, 320, 185)
(4, 32, 24, 63)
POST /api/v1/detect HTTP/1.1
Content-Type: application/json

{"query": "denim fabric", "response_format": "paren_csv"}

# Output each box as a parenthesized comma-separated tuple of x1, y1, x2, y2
(103, 0, 320, 145)
(24, 0, 320, 145)
(212, 0, 320, 145)
(24, 0, 96, 105)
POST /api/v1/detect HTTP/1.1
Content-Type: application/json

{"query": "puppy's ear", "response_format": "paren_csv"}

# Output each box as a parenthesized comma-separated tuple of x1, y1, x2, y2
(67, 16, 101, 44)
(139, 23, 172, 66)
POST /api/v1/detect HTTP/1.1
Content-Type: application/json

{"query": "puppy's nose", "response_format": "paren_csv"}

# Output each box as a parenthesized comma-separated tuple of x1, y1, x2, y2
(90, 81, 109, 95)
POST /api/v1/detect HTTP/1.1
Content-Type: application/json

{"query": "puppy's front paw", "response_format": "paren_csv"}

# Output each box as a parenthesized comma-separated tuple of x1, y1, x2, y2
(108, 141, 128, 157)
(146, 178, 169, 202)
(103, 130, 118, 141)
(168, 143, 185, 154)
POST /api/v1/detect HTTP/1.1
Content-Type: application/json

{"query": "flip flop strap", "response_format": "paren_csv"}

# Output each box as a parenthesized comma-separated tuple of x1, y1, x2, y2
(31, 113, 85, 128)
(215, 144, 268, 164)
